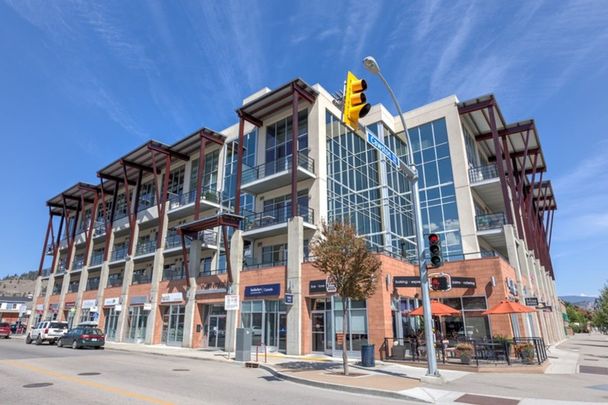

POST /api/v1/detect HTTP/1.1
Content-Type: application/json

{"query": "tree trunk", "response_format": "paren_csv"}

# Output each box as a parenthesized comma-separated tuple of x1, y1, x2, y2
(342, 298, 349, 376)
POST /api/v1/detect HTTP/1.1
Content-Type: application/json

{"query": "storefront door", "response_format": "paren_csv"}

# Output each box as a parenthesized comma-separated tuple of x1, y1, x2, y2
(162, 304, 185, 346)
(104, 308, 120, 340)
(127, 306, 148, 343)
(208, 315, 226, 349)
(312, 312, 325, 352)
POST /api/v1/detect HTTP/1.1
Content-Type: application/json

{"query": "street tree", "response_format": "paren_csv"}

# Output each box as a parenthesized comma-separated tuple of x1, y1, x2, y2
(593, 283, 608, 333)
(310, 221, 381, 375)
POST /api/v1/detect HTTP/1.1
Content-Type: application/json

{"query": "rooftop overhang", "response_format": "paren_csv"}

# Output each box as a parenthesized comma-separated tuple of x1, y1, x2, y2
(96, 140, 188, 191)
(177, 213, 243, 236)
(46, 182, 101, 215)
(170, 127, 227, 156)
(530, 180, 557, 211)
(237, 78, 318, 127)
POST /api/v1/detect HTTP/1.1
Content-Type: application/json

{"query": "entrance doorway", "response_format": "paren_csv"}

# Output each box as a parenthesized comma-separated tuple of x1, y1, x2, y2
(312, 311, 325, 352)
(162, 304, 185, 346)
(104, 308, 120, 340)
(208, 315, 226, 349)
(127, 306, 148, 343)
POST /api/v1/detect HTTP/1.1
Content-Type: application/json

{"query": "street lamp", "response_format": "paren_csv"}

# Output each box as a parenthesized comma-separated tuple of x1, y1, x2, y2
(363, 56, 440, 378)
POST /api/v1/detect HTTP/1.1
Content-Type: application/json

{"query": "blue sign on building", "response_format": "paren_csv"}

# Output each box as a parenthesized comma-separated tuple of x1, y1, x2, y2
(367, 132, 400, 167)
(284, 293, 294, 305)
(245, 283, 281, 298)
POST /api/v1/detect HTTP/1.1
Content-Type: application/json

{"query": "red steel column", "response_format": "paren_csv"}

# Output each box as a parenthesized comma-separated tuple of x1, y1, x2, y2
(488, 106, 514, 225)
(38, 211, 54, 276)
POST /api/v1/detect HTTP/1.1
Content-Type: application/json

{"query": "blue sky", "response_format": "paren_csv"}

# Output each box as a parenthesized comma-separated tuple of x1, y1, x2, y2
(1, 1, 607, 296)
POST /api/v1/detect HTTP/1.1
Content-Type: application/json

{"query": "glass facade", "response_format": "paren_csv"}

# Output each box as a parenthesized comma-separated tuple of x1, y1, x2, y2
(409, 118, 463, 260)
(190, 150, 220, 193)
(240, 300, 286, 352)
(265, 109, 308, 175)
(223, 130, 256, 214)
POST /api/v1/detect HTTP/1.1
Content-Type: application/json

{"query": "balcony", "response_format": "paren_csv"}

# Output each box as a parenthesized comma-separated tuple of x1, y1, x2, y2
(107, 275, 123, 288)
(110, 247, 128, 263)
(68, 284, 79, 293)
(163, 266, 186, 281)
(41, 268, 51, 277)
(72, 257, 85, 271)
(131, 273, 152, 285)
(168, 185, 222, 215)
(135, 239, 156, 257)
(198, 267, 226, 277)
(469, 164, 504, 212)
(244, 259, 286, 271)
(241, 153, 315, 194)
(242, 206, 315, 239)
(90, 252, 104, 267)
(93, 221, 106, 237)
(86, 279, 100, 291)
(476, 213, 507, 253)
(164, 230, 218, 253)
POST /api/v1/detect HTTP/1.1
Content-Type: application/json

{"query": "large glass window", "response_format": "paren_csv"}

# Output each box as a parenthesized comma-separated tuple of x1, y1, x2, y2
(190, 150, 220, 193)
(265, 109, 308, 175)
(223, 130, 256, 213)
(241, 300, 286, 352)
(168, 166, 185, 195)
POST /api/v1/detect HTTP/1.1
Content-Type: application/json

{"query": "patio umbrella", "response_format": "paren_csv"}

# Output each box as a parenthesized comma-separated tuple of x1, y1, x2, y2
(482, 300, 535, 338)
(410, 300, 460, 317)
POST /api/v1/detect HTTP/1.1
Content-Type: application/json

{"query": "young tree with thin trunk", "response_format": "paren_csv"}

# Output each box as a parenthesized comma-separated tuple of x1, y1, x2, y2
(310, 221, 381, 375)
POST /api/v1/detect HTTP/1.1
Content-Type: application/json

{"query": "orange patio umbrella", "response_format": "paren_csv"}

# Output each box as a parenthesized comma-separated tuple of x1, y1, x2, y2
(482, 300, 536, 338)
(409, 300, 460, 317)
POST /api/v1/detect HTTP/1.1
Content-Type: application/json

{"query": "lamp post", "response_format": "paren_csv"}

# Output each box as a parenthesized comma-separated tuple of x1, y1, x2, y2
(363, 56, 439, 377)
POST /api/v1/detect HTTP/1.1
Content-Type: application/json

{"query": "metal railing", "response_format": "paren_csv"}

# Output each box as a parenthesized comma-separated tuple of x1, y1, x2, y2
(68, 284, 79, 293)
(476, 213, 506, 231)
(131, 273, 152, 285)
(163, 266, 186, 281)
(243, 260, 287, 270)
(135, 239, 156, 256)
(243, 206, 314, 231)
(41, 268, 51, 277)
(168, 185, 220, 211)
(72, 257, 85, 270)
(90, 252, 104, 267)
(198, 267, 226, 277)
(52, 287, 61, 295)
(111, 247, 128, 262)
(241, 152, 315, 184)
(165, 230, 217, 250)
(107, 276, 123, 288)
(86, 279, 100, 291)
(94, 221, 106, 236)
(512, 337, 548, 365)
(469, 164, 498, 184)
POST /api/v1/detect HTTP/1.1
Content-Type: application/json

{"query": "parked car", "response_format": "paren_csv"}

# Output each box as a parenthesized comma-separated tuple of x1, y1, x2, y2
(58, 326, 105, 349)
(0, 322, 11, 339)
(26, 321, 68, 345)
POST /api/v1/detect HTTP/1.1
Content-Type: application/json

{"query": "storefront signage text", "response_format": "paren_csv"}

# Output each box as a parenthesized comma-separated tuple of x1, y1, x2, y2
(245, 283, 280, 298)
(104, 297, 120, 307)
(284, 293, 294, 305)
(82, 299, 97, 309)
(525, 297, 539, 307)
(394, 277, 421, 287)
(130, 295, 148, 305)
(394, 276, 476, 288)
(161, 292, 184, 303)
(450, 277, 477, 288)
(309, 279, 327, 293)
(196, 281, 228, 295)
(64, 301, 75, 309)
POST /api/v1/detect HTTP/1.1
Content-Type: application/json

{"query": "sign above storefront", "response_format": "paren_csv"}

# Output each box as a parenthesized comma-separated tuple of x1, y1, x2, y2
(394, 276, 421, 287)
(309, 280, 327, 294)
(35, 304, 44, 311)
(245, 283, 280, 298)
(104, 297, 120, 307)
(196, 281, 228, 295)
(284, 293, 294, 305)
(82, 299, 97, 309)
(451, 277, 477, 288)
(130, 295, 148, 305)
(525, 297, 539, 307)
(49, 304, 59, 312)
(64, 301, 75, 309)
(143, 303, 152, 311)
(161, 292, 184, 303)
(394, 276, 476, 288)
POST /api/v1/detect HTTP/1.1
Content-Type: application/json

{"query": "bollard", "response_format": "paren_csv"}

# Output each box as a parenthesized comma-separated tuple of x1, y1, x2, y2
(256, 345, 259, 362)
(265, 345, 268, 363)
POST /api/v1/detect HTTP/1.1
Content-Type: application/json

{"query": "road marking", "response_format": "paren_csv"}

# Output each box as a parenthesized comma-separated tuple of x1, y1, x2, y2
(1, 360, 175, 405)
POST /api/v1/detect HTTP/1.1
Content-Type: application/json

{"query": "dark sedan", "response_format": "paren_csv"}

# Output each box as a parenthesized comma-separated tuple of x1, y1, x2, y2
(57, 326, 105, 349)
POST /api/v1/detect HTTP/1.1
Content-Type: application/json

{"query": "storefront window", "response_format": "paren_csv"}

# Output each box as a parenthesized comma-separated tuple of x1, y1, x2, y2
(333, 297, 368, 352)
(241, 300, 286, 352)
(127, 306, 148, 343)
(104, 308, 120, 340)
(162, 304, 185, 345)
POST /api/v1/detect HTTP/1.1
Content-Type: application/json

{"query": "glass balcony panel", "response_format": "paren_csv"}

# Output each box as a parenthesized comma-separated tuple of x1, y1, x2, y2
(469, 164, 498, 184)
(476, 213, 506, 231)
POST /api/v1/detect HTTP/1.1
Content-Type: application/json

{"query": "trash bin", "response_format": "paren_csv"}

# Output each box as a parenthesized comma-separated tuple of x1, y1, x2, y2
(361, 344, 375, 367)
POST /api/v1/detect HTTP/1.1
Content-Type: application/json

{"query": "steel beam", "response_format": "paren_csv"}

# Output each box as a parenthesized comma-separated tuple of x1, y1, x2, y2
(488, 106, 514, 225)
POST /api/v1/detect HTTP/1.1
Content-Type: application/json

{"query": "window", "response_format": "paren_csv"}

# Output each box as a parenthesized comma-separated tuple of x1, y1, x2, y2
(265, 109, 308, 175)
(190, 150, 219, 193)
(168, 166, 185, 195)
(223, 130, 256, 213)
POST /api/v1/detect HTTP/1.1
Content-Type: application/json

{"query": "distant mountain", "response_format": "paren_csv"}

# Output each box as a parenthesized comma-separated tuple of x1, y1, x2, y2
(560, 295, 598, 310)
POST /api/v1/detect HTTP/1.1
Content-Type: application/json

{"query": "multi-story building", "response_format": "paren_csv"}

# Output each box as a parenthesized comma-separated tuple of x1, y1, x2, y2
(31, 78, 564, 357)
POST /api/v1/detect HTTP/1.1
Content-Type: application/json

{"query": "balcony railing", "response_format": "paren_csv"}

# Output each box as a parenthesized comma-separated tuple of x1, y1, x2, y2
(241, 152, 314, 184)
(198, 267, 226, 277)
(131, 273, 152, 285)
(86, 279, 100, 291)
(94, 221, 106, 236)
(72, 257, 85, 270)
(90, 252, 104, 267)
(163, 266, 185, 281)
(136, 239, 156, 256)
(111, 247, 128, 262)
(243, 206, 314, 231)
(168, 185, 220, 211)
(469, 164, 498, 184)
(107, 276, 123, 288)
(243, 260, 287, 270)
(165, 230, 217, 250)
(41, 268, 51, 277)
(68, 284, 79, 293)
(52, 288, 61, 295)
(476, 213, 506, 231)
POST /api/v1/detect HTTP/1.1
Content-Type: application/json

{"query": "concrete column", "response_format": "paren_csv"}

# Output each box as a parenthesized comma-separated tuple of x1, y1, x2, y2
(42, 273, 55, 321)
(27, 277, 43, 334)
(286, 217, 304, 355)
(225, 230, 243, 353)
(73, 267, 89, 326)
(182, 240, 201, 348)
(144, 248, 165, 344)
(516, 245, 537, 336)
(504, 225, 530, 336)
(57, 272, 72, 320)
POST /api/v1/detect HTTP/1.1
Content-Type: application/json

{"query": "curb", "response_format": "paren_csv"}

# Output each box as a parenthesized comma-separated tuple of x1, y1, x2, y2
(258, 364, 429, 403)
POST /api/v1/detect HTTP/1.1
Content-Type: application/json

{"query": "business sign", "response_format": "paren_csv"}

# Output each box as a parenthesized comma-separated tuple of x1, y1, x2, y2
(367, 132, 400, 168)
(245, 283, 280, 298)
(161, 292, 184, 303)
(114, 305, 122, 312)
(196, 281, 229, 296)
(64, 301, 75, 309)
(104, 297, 120, 307)
(143, 303, 152, 311)
(309, 280, 327, 294)
(525, 297, 539, 307)
(326, 277, 337, 293)
(49, 303, 59, 313)
(82, 299, 97, 309)
(224, 295, 239, 311)
(130, 295, 148, 305)
(284, 293, 294, 305)
(451, 277, 477, 288)
(35, 304, 44, 311)
(394, 276, 421, 287)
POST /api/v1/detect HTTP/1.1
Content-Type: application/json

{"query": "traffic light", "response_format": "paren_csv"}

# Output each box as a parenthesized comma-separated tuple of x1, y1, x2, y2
(342, 71, 371, 129)
(428, 233, 443, 267)
(430, 274, 451, 291)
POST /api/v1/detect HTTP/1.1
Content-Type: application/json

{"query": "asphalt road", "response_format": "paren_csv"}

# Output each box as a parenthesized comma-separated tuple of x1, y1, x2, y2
(0, 338, 412, 405)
